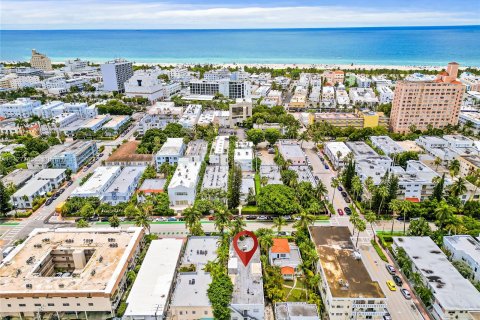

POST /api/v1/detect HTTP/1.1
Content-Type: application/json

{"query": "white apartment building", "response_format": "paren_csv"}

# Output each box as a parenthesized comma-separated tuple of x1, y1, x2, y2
(321, 86, 336, 108)
(203, 68, 231, 81)
(124, 239, 183, 320)
(168, 158, 202, 207)
(71, 166, 121, 198)
(372, 75, 394, 88)
(100, 59, 133, 92)
(459, 111, 480, 134)
(349, 88, 379, 105)
(0, 98, 41, 118)
(169, 237, 219, 320)
(189, 79, 251, 99)
(229, 237, 265, 320)
(355, 157, 393, 185)
(178, 104, 202, 128)
(11, 179, 52, 208)
(370, 136, 405, 155)
(102, 166, 145, 205)
(124, 70, 165, 101)
(336, 85, 350, 106)
(444, 235, 480, 282)
(396, 160, 446, 201)
(155, 138, 186, 167)
(32, 168, 66, 189)
(460, 72, 480, 92)
(210, 135, 229, 165)
(234, 147, 253, 171)
(393, 236, 480, 320)
(277, 140, 306, 166)
(346, 141, 378, 160)
(310, 226, 388, 320)
(137, 102, 183, 135)
(64, 58, 89, 72)
(0, 74, 40, 89)
(355, 75, 372, 88)
(324, 142, 351, 169)
(0, 227, 144, 319)
(378, 86, 394, 104)
(42, 76, 67, 90)
(33, 100, 65, 118)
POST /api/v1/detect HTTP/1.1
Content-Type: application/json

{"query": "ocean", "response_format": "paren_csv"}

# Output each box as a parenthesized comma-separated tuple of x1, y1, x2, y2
(1, 26, 479, 66)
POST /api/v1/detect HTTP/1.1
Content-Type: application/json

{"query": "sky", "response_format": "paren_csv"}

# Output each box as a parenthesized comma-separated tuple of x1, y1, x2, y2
(1, 0, 479, 30)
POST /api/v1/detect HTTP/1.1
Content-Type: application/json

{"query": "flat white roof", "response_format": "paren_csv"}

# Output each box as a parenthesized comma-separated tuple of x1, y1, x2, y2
(393, 236, 480, 311)
(72, 166, 121, 196)
(444, 235, 480, 266)
(157, 138, 185, 156)
(169, 158, 202, 189)
(125, 239, 183, 317)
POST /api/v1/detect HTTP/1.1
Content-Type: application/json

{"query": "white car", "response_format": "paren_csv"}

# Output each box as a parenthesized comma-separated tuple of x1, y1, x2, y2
(401, 288, 412, 300)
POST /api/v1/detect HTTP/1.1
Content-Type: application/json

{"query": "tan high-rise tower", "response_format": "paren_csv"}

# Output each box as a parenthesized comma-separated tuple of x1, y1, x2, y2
(30, 49, 52, 71)
(389, 62, 463, 133)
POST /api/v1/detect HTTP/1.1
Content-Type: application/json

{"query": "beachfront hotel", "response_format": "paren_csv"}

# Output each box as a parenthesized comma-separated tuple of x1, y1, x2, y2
(0, 227, 144, 319)
(30, 49, 52, 71)
(100, 59, 133, 92)
(389, 62, 463, 133)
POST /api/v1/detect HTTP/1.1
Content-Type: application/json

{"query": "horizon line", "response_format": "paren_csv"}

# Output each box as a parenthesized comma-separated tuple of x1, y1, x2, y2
(2, 24, 479, 32)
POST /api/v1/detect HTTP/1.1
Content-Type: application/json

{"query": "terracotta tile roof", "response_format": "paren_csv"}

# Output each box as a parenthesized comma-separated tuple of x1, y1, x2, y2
(405, 197, 420, 203)
(271, 238, 291, 254)
(281, 266, 295, 275)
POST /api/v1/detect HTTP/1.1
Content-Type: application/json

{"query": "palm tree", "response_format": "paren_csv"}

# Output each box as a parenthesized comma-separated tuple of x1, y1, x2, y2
(435, 201, 454, 229)
(213, 206, 232, 235)
(434, 157, 442, 170)
(255, 228, 274, 254)
(449, 177, 467, 198)
(109, 214, 120, 228)
(355, 219, 367, 248)
(351, 175, 362, 201)
(14, 118, 28, 134)
(76, 219, 89, 228)
(388, 199, 402, 234)
(364, 176, 375, 209)
(190, 221, 205, 236)
(444, 216, 466, 235)
(349, 212, 359, 236)
(260, 176, 269, 187)
(273, 216, 287, 234)
(135, 211, 151, 234)
(331, 178, 340, 203)
(293, 210, 315, 231)
(448, 159, 460, 178)
(398, 200, 412, 235)
(365, 210, 377, 241)
(297, 131, 308, 148)
(314, 180, 327, 202)
(183, 207, 202, 231)
(230, 217, 246, 236)
(377, 185, 389, 215)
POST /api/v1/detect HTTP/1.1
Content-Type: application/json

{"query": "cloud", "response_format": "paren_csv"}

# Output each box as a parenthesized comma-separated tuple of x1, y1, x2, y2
(1, 0, 478, 29)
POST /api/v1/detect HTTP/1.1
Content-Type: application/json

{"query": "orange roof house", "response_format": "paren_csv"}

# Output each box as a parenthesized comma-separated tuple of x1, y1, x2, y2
(271, 238, 291, 254)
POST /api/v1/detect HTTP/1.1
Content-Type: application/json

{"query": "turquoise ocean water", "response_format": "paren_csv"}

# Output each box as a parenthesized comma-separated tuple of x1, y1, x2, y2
(1, 26, 479, 66)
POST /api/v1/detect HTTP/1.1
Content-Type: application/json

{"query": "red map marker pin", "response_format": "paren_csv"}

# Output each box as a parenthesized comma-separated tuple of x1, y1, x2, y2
(233, 230, 258, 267)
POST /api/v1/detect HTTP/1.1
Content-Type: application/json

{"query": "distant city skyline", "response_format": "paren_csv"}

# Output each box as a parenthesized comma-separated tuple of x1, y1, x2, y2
(1, 0, 479, 30)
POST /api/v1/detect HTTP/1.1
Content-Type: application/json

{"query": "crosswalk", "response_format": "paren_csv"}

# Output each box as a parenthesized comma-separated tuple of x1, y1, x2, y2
(1, 222, 26, 243)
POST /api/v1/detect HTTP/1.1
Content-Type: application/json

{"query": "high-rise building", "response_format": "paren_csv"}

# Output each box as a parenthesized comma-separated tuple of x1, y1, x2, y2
(30, 49, 52, 71)
(100, 59, 133, 92)
(389, 62, 463, 133)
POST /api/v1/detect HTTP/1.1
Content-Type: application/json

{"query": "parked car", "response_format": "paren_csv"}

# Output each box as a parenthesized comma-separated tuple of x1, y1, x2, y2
(341, 191, 348, 198)
(58, 189, 65, 194)
(400, 288, 411, 300)
(319, 157, 324, 161)
(386, 264, 396, 275)
(337, 208, 344, 216)
(99, 153, 104, 157)
(208, 216, 215, 221)
(256, 216, 268, 221)
(245, 215, 257, 220)
(393, 275, 403, 286)
(101, 217, 109, 222)
(257, 152, 262, 156)
(88, 216, 99, 222)
(45, 198, 53, 206)
(268, 148, 275, 154)
(284, 215, 293, 221)
(386, 280, 397, 291)
(344, 207, 352, 215)
(324, 165, 329, 169)
(344, 198, 351, 203)
(314, 176, 320, 182)
(67, 181, 73, 187)
(167, 217, 177, 221)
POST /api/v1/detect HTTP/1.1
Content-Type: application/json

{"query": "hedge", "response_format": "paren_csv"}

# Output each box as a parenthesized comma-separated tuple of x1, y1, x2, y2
(371, 239, 388, 262)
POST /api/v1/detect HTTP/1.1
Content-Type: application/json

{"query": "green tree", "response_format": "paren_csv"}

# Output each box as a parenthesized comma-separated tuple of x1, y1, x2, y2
(448, 159, 460, 178)
(435, 200, 454, 229)
(246, 128, 265, 147)
(76, 219, 89, 228)
(431, 173, 446, 202)
(449, 177, 467, 198)
(80, 203, 95, 219)
(294, 210, 315, 230)
(377, 185, 389, 215)
(135, 211, 151, 233)
(407, 218, 431, 236)
(109, 214, 120, 228)
(213, 206, 232, 235)
(365, 210, 377, 241)
(0, 181, 11, 213)
(330, 178, 340, 203)
(228, 164, 242, 209)
(125, 203, 140, 220)
(355, 219, 367, 248)
(183, 207, 202, 231)
(257, 184, 301, 215)
(230, 216, 246, 236)
(273, 216, 287, 234)
(264, 128, 281, 145)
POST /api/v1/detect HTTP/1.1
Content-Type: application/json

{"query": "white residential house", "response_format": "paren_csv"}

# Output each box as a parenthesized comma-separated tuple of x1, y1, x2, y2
(0, 98, 41, 118)
(11, 179, 52, 209)
(378, 86, 394, 104)
(324, 142, 351, 169)
(155, 138, 186, 168)
(33, 169, 66, 189)
(102, 166, 145, 205)
(269, 238, 302, 280)
(444, 235, 480, 282)
(167, 158, 201, 208)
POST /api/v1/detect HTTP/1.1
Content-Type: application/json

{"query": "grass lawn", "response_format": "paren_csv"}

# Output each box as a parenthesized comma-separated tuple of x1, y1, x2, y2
(283, 278, 308, 302)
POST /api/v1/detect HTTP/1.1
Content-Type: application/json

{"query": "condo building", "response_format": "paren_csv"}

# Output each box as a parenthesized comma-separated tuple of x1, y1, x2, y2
(30, 49, 52, 71)
(0, 227, 144, 319)
(0, 98, 41, 118)
(168, 158, 202, 207)
(309, 226, 388, 320)
(389, 62, 463, 133)
(189, 79, 250, 99)
(100, 59, 133, 92)
(393, 236, 480, 320)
